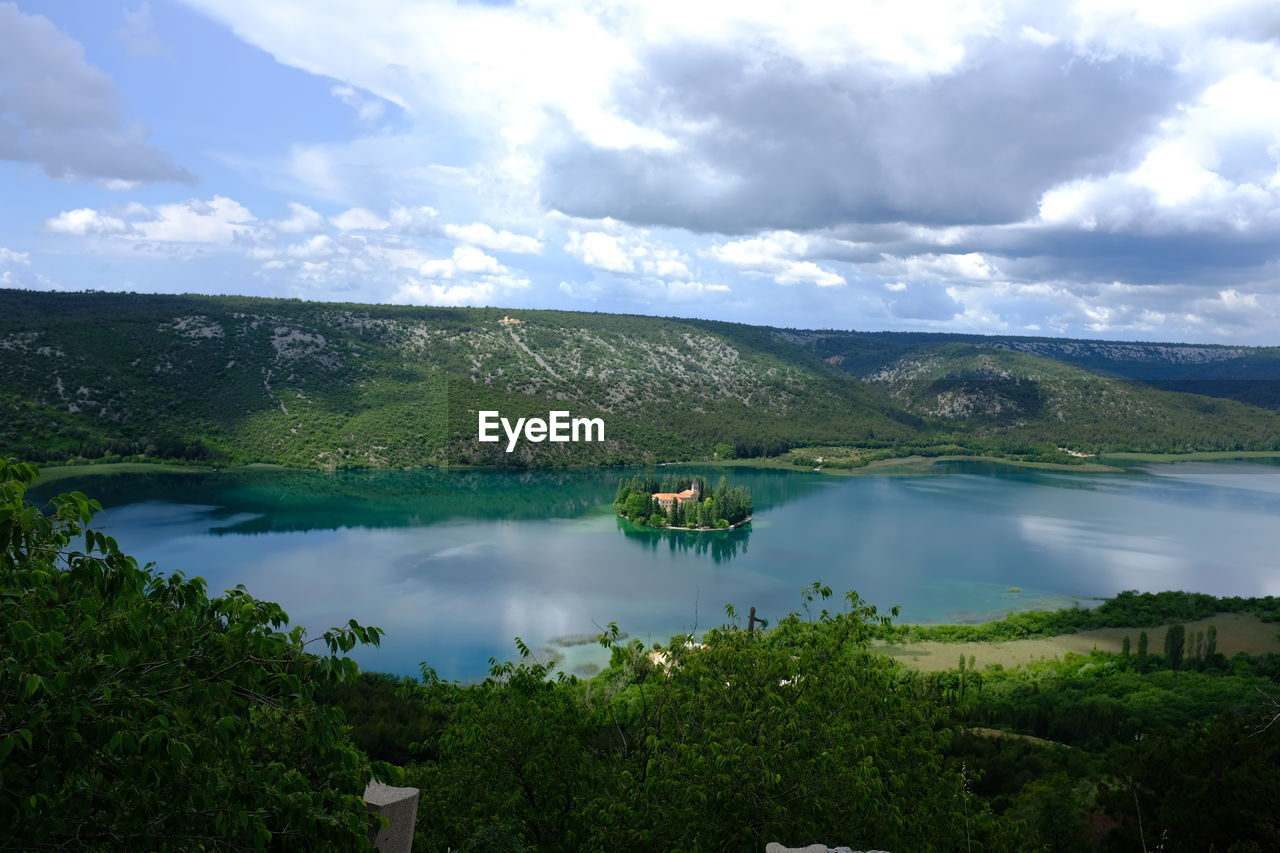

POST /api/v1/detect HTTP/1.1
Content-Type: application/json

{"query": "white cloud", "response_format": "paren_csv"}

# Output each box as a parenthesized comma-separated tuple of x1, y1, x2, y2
(661, 279, 730, 299)
(443, 222, 543, 254)
(330, 207, 390, 231)
(709, 232, 845, 287)
(772, 261, 845, 288)
(902, 252, 999, 282)
(330, 84, 385, 124)
(43, 196, 257, 244)
(418, 246, 503, 278)
(134, 197, 256, 243)
(271, 202, 328, 234)
(1034, 62, 1280, 237)
(329, 240, 531, 306)
(390, 278, 504, 306)
(0, 248, 31, 265)
(388, 248, 530, 306)
(565, 227, 692, 277)
(43, 208, 130, 236)
(179, 0, 1000, 162)
(566, 231, 635, 273)
(389, 206, 441, 234)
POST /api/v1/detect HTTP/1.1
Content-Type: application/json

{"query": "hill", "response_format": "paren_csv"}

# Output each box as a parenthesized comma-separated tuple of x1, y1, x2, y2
(860, 343, 1280, 452)
(1, 289, 1276, 468)
(803, 328, 1280, 408)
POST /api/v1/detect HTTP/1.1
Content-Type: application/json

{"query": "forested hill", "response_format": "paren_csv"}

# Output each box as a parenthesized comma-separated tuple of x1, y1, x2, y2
(1, 289, 1277, 469)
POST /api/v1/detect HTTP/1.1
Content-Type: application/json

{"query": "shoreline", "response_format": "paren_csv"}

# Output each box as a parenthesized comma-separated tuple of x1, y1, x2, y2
(32, 461, 293, 486)
(672, 454, 1126, 474)
(27, 448, 1280, 486)
(628, 515, 753, 532)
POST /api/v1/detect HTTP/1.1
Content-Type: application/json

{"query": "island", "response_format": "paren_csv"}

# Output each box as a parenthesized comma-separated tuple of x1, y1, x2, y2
(614, 474, 752, 529)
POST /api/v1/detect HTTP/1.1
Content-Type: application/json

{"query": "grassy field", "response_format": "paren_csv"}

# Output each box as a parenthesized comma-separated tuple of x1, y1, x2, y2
(878, 612, 1280, 672)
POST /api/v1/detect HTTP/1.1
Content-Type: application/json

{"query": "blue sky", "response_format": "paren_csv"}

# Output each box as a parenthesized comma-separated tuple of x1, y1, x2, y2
(4, 1, 1280, 342)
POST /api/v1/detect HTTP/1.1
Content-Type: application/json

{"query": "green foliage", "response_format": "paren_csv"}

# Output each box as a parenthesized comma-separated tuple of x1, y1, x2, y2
(932, 651, 1280, 852)
(1098, 708, 1280, 851)
(315, 672, 441, 766)
(0, 459, 385, 849)
(1164, 622, 1186, 670)
(405, 590, 1020, 851)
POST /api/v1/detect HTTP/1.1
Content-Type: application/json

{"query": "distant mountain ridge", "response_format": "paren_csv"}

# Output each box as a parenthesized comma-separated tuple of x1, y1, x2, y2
(1, 289, 1277, 469)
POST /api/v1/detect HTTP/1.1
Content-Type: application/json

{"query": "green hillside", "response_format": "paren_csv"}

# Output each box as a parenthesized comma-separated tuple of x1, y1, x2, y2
(861, 343, 1280, 453)
(1, 289, 1276, 469)
(803, 328, 1280, 408)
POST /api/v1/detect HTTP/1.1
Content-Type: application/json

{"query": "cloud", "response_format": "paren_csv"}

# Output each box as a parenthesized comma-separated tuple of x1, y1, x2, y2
(443, 223, 543, 254)
(0, 3, 191, 184)
(418, 246, 503, 278)
(0, 247, 30, 265)
(387, 246, 530, 306)
(44, 208, 131, 236)
(134, 196, 256, 243)
(661, 279, 731, 299)
(330, 207, 390, 231)
(545, 40, 1177, 231)
(389, 276, 525, 307)
(271, 202, 328, 235)
(709, 232, 844, 286)
(566, 231, 634, 273)
(21, 0, 1280, 341)
(564, 226, 692, 278)
(44, 196, 256, 243)
(388, 206, 441, 234)
(331, 84, 385, 125)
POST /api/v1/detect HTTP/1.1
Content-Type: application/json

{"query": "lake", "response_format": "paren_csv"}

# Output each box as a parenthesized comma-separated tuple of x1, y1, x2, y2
(30, 459, 1280, 680)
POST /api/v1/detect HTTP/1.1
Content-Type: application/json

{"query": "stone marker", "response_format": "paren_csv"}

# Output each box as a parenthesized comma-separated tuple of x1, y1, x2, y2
(364, 780, 419, 853)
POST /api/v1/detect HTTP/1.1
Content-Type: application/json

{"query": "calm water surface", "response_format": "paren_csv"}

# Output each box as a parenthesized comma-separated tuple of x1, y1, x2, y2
(31, 459, 1280, 679)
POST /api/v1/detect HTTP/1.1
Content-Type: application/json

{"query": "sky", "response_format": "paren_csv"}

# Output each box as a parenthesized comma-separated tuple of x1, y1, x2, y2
(3, 1, 1280, 343)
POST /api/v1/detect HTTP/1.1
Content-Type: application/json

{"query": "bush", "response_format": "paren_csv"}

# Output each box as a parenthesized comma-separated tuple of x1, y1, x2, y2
(0, 459, 387, 850)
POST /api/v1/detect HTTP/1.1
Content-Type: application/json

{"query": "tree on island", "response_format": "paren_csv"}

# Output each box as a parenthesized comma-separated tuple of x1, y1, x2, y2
(614, 475, 752, 530)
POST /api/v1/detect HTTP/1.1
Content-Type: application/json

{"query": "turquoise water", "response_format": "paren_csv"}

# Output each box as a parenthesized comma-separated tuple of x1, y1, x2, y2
(30, 459, 1280, 679)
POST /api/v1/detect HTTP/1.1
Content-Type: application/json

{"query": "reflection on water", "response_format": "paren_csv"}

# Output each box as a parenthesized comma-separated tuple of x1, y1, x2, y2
(29, 459, 1280, 680)
(617, 516, 750, 563)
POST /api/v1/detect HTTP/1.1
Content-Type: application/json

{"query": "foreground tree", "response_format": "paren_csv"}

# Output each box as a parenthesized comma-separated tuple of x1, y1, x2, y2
(409, 585, 1023, 851)
(0, 459, 387, 850)
(1165, 623, 1186, 670)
